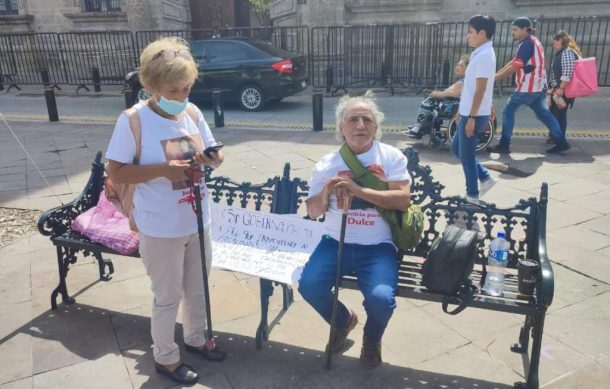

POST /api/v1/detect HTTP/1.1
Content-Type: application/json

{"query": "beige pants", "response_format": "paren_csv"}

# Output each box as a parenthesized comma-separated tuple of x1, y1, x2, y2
(139, 229, 212, 365)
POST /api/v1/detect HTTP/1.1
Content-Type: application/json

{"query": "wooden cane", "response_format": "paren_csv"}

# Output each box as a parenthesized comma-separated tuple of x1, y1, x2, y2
(325, 194, 350, 370)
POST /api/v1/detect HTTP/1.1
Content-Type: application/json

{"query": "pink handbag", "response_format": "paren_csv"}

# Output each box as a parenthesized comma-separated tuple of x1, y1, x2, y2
(72, 190, 139, 255)
(564, 57, 598, 98)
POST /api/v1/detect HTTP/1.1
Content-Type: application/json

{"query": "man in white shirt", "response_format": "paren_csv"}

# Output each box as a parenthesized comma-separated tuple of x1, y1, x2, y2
(451, 15, 498, 203)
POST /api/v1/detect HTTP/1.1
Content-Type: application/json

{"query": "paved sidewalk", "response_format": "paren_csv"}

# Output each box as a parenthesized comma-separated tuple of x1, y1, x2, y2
(0, 119, 609, 388)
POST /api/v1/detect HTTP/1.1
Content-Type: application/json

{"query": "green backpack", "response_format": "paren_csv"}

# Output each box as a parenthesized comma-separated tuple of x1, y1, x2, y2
(339, 144, 424, 251)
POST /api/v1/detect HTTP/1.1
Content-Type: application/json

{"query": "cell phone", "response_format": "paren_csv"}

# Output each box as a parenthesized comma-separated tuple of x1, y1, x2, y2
(203, 142, 224, 157)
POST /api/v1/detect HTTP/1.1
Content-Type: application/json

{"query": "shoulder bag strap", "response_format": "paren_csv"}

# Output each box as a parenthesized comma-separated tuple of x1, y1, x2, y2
(125, 107, 141, 165)
(338, 144, 399, 227)
(339, 144, 388, 191)
(442, 283, 477, 315)
(185, 103, 200, 127)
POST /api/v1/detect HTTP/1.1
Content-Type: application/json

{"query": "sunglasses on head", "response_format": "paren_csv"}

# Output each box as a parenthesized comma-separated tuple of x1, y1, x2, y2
(155, 48, 191, 61)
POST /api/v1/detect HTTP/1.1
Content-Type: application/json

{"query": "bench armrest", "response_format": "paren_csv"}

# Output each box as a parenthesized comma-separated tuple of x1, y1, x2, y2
(37, 151, 104, 237)
(536, 183, 554, 308)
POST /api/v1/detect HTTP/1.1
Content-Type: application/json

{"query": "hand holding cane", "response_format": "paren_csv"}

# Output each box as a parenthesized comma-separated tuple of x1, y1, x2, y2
(325, 189, 351, 370)
(187, 162, 222, 355)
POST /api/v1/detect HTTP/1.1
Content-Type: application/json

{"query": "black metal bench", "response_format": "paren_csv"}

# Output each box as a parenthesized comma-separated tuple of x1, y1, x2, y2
(37, 148, 553, 389)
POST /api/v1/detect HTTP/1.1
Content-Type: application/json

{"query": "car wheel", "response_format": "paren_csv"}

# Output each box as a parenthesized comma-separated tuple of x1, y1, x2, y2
(238, 85, 265, 111)
(134, 85, 152, 102)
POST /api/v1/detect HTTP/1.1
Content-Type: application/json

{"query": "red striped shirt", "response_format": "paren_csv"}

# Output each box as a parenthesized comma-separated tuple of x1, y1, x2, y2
(514, 36, 547, 93)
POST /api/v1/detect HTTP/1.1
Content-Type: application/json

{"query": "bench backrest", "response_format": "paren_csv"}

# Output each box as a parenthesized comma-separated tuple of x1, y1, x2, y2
(39, 148, 544, 270)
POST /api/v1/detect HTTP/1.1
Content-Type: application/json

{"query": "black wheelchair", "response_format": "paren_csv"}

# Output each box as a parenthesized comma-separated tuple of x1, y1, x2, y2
(412, 98, 496, 152)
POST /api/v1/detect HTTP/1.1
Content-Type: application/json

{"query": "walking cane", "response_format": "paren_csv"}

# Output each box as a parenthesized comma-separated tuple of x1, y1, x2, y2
(190, 174, 216, 351)
(325, 193, 350, 370)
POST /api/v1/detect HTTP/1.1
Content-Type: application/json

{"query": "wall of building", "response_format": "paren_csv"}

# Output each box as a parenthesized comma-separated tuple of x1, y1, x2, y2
(0, 0, 191, 34)
(270, 0, 610, 27)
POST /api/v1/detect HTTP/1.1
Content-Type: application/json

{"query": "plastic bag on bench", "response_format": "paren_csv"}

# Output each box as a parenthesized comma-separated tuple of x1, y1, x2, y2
(72, 190, 139, 255)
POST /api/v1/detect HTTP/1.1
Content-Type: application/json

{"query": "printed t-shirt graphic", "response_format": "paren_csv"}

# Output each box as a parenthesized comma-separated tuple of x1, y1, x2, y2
(161, 134, 203, 190)
(337, 164, 386, 228)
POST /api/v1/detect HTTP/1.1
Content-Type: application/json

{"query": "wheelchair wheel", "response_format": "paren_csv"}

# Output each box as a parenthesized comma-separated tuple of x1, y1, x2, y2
(447, 117, 495, 152)
(477, 118, 495, 151)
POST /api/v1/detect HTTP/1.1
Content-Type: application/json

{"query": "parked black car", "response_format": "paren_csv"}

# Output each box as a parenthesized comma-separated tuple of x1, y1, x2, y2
(125, 38, 309, 111)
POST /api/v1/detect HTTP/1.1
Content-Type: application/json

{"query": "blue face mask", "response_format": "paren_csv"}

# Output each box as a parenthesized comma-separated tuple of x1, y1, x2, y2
(157, 96, 189, 116)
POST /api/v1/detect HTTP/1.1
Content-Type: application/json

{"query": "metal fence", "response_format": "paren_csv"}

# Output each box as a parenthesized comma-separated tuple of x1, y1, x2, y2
(1, 18, 609, 92)
(0, 0, 18, 16)
(135, 26, 309, 63)
(83, 0, 122, 13)
(59, 31, 136, 88)
(311, 17, 610, 91)
(0, 31, 136, 90)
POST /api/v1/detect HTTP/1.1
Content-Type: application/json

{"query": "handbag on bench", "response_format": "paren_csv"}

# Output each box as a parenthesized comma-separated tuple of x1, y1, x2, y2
(421, 225, 481, 315)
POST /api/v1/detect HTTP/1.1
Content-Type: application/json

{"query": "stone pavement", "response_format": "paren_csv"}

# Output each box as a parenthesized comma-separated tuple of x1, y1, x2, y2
(0, 118, 609, 388)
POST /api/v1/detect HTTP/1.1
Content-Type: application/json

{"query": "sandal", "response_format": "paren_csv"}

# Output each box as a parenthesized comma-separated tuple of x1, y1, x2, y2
(154, 362, 198, 385)
(185, 340, 227, 362)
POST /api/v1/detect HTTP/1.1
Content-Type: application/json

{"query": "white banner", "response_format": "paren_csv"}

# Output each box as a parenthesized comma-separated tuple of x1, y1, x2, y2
(210, 203, 324, 284)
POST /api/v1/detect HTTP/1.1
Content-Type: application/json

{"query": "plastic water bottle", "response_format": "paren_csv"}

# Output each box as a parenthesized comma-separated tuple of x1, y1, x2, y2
(484, 231, 510, 296)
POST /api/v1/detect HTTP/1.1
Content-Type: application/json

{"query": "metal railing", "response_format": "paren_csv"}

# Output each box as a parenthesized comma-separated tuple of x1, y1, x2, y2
(311, 17, 610, 91)
(83, 0, 121, 13)
(0, 0, 18, 16)
(0, 18, 608, 92)
(135, 26, 309, 62)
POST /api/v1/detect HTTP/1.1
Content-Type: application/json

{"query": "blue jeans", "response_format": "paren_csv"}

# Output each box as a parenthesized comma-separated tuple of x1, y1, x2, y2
(500, 91, 568, 147)
(298, 236, 398, 342)
(451, 115, 491, 197)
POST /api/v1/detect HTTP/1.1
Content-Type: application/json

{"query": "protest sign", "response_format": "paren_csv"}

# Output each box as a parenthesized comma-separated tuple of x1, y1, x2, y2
(211, 204, 323, 284)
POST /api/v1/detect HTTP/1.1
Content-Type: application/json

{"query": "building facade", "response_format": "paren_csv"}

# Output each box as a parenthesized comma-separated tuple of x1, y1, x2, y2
(271, 0, 610, 26)
(0, 0, 253, 34)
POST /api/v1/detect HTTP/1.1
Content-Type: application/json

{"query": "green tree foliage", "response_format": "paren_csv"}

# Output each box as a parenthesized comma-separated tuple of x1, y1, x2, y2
(248, 0, 272, 26)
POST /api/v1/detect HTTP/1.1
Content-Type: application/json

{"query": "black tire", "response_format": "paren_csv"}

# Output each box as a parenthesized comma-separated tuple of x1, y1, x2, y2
(447, 117, 495, 152)
(238, 85, 266, 111)
(133, 85, 152, 102)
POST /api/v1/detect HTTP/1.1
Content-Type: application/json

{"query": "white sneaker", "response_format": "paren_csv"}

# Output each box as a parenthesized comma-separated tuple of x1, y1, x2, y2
(465, 195, 480, 205)
(479, 176, 497, 198)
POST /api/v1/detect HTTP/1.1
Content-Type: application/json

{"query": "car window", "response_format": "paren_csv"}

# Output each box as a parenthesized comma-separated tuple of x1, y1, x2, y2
(190, 41, 206, 61)
(204, 41, 266, 63)
(246, 40, 294, 58)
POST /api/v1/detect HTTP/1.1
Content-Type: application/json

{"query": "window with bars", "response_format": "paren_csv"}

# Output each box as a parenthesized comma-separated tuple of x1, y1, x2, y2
(83, 0, 122, 12)
(0, 0, 19, 16)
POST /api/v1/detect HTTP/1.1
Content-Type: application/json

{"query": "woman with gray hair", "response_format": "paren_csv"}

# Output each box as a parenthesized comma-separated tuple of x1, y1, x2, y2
(299, 91, 412, 368)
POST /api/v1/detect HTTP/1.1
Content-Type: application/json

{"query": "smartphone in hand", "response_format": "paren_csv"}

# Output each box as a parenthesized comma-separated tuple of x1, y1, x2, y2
(203, 142, 224, 158)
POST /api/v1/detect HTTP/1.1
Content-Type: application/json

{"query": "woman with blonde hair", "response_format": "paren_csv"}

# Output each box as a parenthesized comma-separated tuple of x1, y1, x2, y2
(105, 37, 226, 385)
(547, 30, 582, 145)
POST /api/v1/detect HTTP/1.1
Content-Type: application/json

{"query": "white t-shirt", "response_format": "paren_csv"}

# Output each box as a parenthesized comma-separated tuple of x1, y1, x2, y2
(459, 40, 496, 117)
(308, 141, 411, 246)
(105, 102, 216, 238)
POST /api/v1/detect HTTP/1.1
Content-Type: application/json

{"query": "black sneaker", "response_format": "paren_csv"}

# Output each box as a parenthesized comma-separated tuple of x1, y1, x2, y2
(546, 143, 571, 154)
(487, 144, 511, 154)
(545, 137, 556, 146)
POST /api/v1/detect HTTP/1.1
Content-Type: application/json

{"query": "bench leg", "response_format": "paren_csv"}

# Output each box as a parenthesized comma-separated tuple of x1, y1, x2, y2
(281, 283, 293, 311)
(94, 252, 114, 281)
(51, 246, 76, 310)
(256, 278, 274, 350)
(511, 314, 533, 354)
(515, 310, 545, 389)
